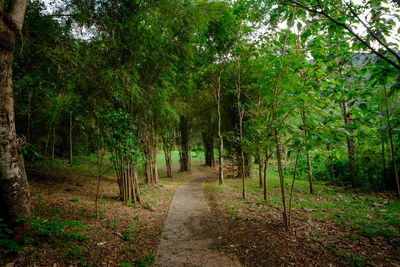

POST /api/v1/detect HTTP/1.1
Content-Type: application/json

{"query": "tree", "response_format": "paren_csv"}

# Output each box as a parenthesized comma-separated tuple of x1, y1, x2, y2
(287, 0, 400, 72)
(101, 110, 141, 203)
(0, 0, 30, 241)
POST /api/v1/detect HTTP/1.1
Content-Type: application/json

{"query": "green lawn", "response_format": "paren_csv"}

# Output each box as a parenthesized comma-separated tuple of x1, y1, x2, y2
(156, 149, 205, 165)
(29, 149, 206, 178)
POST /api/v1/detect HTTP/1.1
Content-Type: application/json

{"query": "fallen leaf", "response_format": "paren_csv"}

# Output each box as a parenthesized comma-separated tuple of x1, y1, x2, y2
(372, 202, 383, 207)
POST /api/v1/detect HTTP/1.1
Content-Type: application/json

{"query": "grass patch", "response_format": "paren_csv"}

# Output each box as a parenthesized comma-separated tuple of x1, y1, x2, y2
(205, 163, 400, 238)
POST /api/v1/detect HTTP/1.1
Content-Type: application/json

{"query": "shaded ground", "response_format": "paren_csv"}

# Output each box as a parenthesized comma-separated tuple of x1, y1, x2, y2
(155, 172, 240, 267)
(203, 175, 400, 267)
(1, 162, 189, 266)
(2, 156, 399, 266)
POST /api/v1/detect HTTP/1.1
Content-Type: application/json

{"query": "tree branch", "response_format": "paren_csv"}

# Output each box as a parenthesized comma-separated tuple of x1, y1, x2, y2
(288, 0, 400, 72)
(7, 0, 28, 31)
(345, 1, 400, 63)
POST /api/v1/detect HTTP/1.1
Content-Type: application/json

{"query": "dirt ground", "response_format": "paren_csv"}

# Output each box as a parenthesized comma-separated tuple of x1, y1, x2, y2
(203, 176, 400, 267)
(2, 164, 188, 266)
(3, 164, 400, 266)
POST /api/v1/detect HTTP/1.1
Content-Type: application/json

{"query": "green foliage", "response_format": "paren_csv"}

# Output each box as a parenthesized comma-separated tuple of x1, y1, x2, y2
(29, 217, 90, 241)
(0, 218, 23, 254)
(122, 229, 136, 243)
(135, 253, 155, 267)
(100, 109, 142, 166)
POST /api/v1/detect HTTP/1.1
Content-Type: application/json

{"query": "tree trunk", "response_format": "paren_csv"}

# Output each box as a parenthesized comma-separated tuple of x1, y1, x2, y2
(202, 132, 209, 166)
(27, 90, 32, 143)
(301, 106, 314, 194)
(210, 141, 215, 167)
(115, 159, 140, 203)
(51, 128, 55, 159)
(216, 68, 224, 184)
(179, 115, 189, 172)
(162, 137, 172, 178)
(153, 158, 159, 184)
(235, 47, 246, 199)
(275, 129, 288, 228)
(44, 128, 51, 160)
(152, 130, 159, 184)
(236, 147, 251, 179)
(288, 151, 300, 227)
(384, 82, 400, 199)
(144, 154, 152, 184)
(133, 164, 141, 202)
(95, 149, 105, 217)
(165, 150, 172, 178)
(97, 120, 100, 164)
(341, 101, 356, 187)
(263, 148, 270, 201)
(269, 7, 295, 229)
(380, 126, 387, 180)
(143, 133, 153, 184)
(0, 0, 30, 241)
(258, 148, 263, 188)
(69, 110, 73, 166)
(202, 132, 214, 167)
(326, 145, 335, 182)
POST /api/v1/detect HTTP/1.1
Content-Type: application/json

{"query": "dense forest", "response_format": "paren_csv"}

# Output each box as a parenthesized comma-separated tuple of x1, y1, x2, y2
(1, 0, 400, 266)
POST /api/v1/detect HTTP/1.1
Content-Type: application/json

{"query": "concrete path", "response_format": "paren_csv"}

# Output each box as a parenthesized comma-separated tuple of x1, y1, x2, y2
(155, 174, 241, 267)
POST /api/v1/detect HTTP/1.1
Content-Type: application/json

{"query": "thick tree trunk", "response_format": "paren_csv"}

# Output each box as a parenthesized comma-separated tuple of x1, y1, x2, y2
(179, 115, 189, 172)
(202, 132, 214, 167)
(0, 0, 30, 241)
